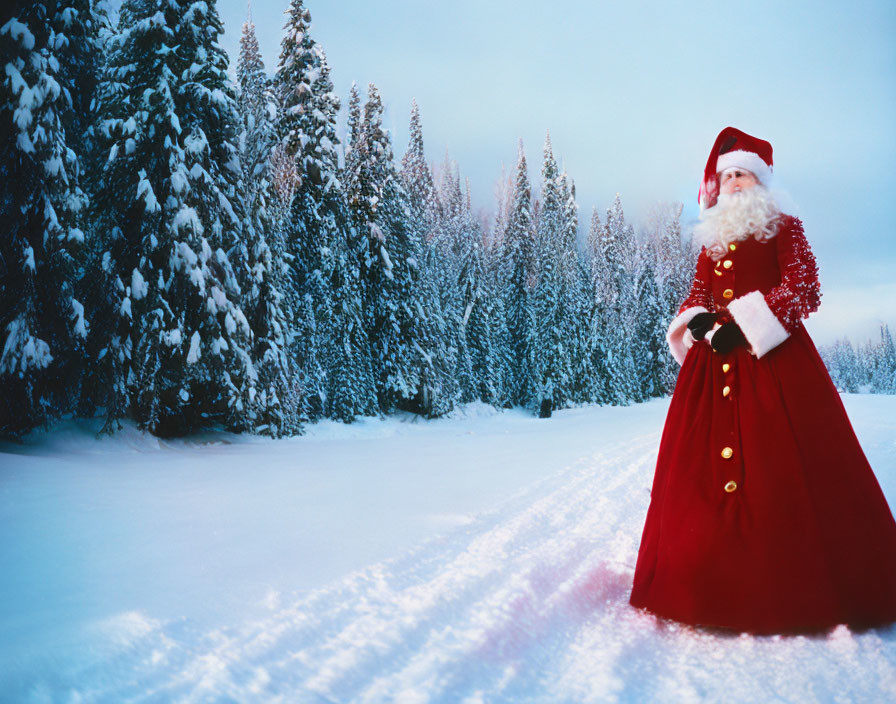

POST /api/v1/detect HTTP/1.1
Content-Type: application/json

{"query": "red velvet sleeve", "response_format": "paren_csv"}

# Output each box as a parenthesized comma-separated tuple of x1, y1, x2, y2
(766, 216, 821, 333)
(727, 216, 821, 358)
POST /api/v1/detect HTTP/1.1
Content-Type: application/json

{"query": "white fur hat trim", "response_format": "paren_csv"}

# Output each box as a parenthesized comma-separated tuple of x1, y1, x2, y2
(716, 150, 773, 186)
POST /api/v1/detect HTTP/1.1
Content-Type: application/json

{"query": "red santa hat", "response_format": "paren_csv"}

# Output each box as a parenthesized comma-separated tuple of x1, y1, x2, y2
(698, 127, 774, 210)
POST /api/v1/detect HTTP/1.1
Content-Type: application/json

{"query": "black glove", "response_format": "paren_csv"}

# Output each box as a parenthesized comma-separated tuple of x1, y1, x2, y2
(687, 312, 717, 341)
(710, 321, 747, 354)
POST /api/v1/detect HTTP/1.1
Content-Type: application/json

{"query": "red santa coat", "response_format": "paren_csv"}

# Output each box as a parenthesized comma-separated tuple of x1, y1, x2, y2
(629, 214, 896, 634)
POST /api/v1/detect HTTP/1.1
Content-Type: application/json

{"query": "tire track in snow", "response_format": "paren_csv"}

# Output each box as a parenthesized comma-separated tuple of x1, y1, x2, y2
(36, 432, 659, 703)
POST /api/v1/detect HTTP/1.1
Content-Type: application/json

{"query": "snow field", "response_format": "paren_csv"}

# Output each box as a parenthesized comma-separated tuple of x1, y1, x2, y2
(1, 396, 895, 702)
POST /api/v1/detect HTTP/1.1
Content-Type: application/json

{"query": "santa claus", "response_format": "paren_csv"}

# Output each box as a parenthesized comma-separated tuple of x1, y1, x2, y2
(628, 126, 896, 634)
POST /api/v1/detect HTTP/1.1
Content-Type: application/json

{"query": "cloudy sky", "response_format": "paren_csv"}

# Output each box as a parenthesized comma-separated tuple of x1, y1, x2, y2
(215, 0, 895, 346)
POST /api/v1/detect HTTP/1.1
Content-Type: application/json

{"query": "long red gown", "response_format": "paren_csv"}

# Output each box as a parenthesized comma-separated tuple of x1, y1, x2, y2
(629, 214, 896, 634)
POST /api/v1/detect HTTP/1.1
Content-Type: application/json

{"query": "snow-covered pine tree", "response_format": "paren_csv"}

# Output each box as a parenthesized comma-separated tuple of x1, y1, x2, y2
(603, 195, 640, 404)
(834, 339, 860, 392)
(635, 255, 665, 398)
(531, 134, 566, 417)
(0, 3, 90, 437)
(236, 10, 298, 436)
(399, 99, 455, 416)
(570, 250, 598, 404)
(856, 339, 875, 391)
(434, 159, 475, 403)
(461, 179, 499, 406)
(274, 0, 325, 419)
(584, 206, 610, 404)
(276, 6, 380, 423)
(490, 161, 514, 253)
(454, 174, 492, 404)
(56, 1, 114, 166)
(644, 202, 689, 394)
(321, 79, 379, 423)
(399, 99, 435, 215)
(237, 8, 277, 198)
(343, 83, 424, 413)
(274, 0, 322, 420)
(877, 323, 896, 393)
(478, 171, 516, 409)
(52, 1, 121, 423)
(500, 140, 536, 407)
(557, 171, 593, 405)
(484, 230, 514, 408)
(588, 197, 630, 405)
(91, 0, 257, 437)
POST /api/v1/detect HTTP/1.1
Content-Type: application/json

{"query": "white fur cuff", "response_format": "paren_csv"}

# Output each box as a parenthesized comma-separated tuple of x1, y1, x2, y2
(727, 290, 789, 358)
(667, 306, 709, 365)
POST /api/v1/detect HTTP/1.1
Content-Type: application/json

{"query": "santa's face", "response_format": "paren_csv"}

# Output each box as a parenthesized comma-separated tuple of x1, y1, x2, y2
(719, 167, 758, 195)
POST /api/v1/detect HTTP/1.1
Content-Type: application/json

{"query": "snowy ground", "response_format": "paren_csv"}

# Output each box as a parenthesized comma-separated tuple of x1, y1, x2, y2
(1, 395, 895, 703)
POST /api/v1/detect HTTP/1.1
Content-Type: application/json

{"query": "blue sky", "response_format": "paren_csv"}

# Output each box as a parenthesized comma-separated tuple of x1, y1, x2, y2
(216, 0, 896, 346)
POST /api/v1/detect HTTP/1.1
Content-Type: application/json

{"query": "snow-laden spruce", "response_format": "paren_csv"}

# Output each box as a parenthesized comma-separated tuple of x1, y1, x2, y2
(343, 82, 429, 414)
(399, 99, 459, 417)
(236, 11, 298, 437)
(274, 2, 378, 423)
(501, 141, 537, 407)
(0, 1, 107, 437)
(820, 323, 896, 394)
(90, 0, 258, 436)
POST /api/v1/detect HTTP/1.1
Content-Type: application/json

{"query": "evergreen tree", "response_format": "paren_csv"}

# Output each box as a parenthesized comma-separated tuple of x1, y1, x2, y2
(276, 8, 378, 422)
(344, 83, 424, 412)
(452, 173, 486, 404)
(57, 1, 114, 164)
(481, 176, 516, 409)
(531, 133, 565, 417)
(603, 195, 639, 404)
(314, 80, 379, 422)
(878, 324, 896, 393)
(434, 160, 475, 403)
(635, 257, 665, 397)
(274, 0, 326, 419)
(501, 140, 536, 406)
(460, 178, 497, 406)
(556, 172, 593, 405)
(237, 9, 277, 196)
(92, 0, 257, 436)
(645, 202, 689, 394)
(585, 207, 610, 404)
(237, 11, 298, 436)
(1, 3, 90, 437)
(570, 252, 598, 404)
(556, 170, 587, 405)
(399, 99, 435, 215)
(399, 99, 455, 416)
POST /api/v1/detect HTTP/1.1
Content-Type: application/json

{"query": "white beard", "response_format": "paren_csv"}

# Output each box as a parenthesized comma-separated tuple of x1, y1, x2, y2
(693, 186, 781, 260)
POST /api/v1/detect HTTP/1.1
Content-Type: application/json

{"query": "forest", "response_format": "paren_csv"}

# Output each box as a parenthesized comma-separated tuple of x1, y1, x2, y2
(2, 0, 893, 440)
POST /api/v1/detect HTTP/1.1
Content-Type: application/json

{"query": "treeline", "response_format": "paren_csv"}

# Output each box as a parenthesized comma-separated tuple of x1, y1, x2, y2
(818, 325, 896, 394)
(0, 0, 705, 440)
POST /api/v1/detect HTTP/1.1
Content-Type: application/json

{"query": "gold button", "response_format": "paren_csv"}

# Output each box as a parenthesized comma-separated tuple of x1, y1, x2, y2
(724, 480, 738, 493)
(723, 260, 733, 269)
(721, 447, 733, 459)
(722, 385, 731, 397)
(715, 261, 721, 268)
(714, 269, 723, 276)
(729, 244, 737, 251)
(722, 363, 731, 373)
(722, 288, 734, 299)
